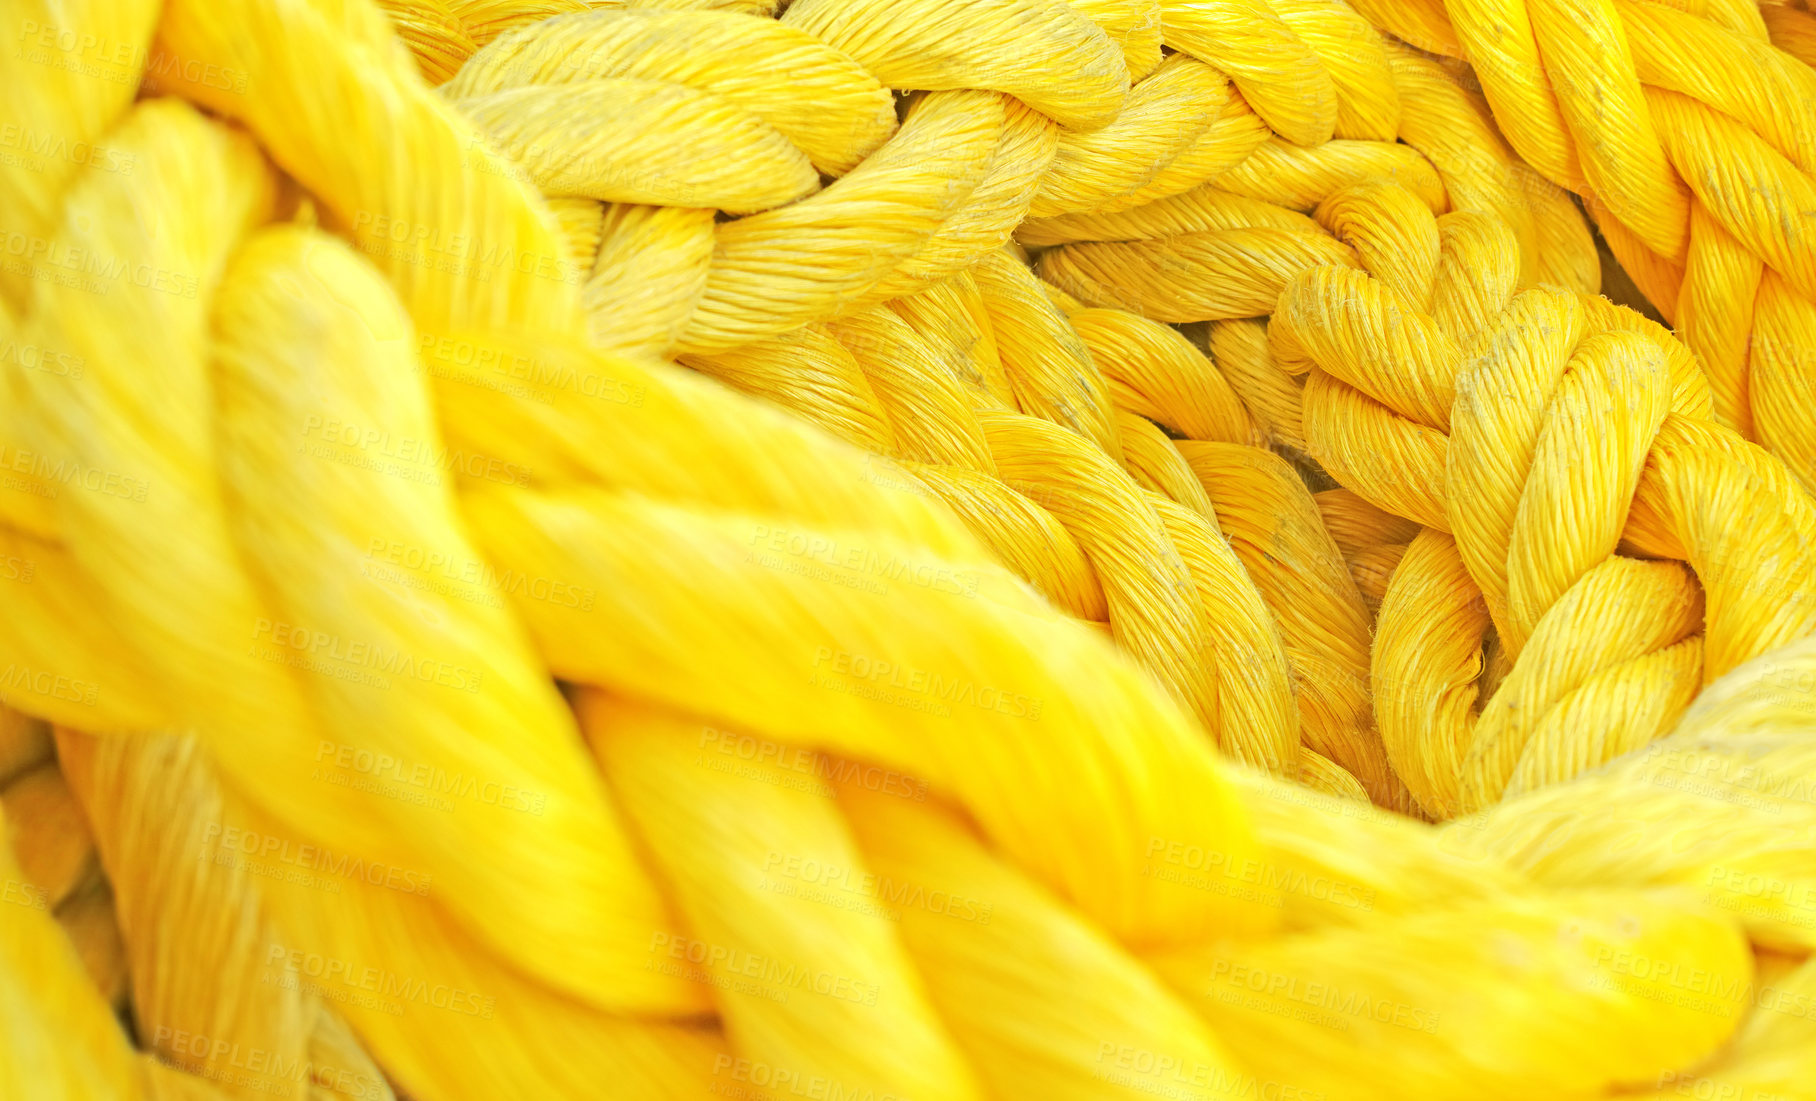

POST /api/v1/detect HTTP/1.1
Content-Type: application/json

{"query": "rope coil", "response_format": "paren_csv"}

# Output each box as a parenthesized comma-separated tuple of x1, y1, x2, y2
(1421, 0, 1816, 494)
(1, 0, 1813, 1098)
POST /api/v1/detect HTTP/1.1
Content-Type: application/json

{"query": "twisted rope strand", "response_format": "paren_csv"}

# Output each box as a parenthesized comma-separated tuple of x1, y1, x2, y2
(3, 0, 1814, 1096)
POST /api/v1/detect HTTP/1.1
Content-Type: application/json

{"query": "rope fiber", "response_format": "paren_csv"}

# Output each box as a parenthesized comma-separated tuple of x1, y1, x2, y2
(1, 0, 1813, 1098)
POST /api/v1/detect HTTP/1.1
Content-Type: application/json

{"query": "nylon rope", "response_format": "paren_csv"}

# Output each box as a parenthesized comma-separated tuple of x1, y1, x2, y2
(1, 1, 1813, 1099)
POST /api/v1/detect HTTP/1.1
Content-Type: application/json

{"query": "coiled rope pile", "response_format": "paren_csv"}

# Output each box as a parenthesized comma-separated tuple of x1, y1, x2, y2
(1387, 0, 1816, 495)
(0, 0, 1812, 1098)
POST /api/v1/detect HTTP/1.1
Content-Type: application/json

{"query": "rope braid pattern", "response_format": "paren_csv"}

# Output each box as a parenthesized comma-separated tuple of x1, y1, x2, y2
(451, 0, 1634, 807)
(429, 2, 1304, 786)
(1270, 179, 1816, 820)
(0, 0, 1812, 1099)
(1027, 44, 1602, 456)
(415, 0, 1517, 791)
(1356, 0, 1816, 496)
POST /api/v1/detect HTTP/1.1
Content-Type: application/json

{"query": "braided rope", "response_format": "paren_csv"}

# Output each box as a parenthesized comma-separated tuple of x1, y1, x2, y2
(0, 0, 1812, 1097)
(1275, 180, 1816, 821)
(1368, 0, 1816, 496)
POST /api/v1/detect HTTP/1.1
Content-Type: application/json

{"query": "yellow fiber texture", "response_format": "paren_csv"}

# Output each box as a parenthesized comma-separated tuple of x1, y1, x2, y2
(1389, 0, 1816, 496)
(0, 0, 1812, 1099)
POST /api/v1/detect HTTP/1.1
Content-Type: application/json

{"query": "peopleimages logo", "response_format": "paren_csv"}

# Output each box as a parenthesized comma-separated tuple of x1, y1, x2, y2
(647, 932, 880, 1006)
(415, 334, 644, 403)
(300, 413, 531, 487)
(0, 122, 134, 174)
(314, 739, 548, 816)
(0, 336, 83, 376)
(810, 647, 1043, 721)
(1638, 742, 1815, 810)
(1095, 1044, 1326, 1101)
(250, 618, 483, 693)
(2, 877, 49, 911)
(1144, 838, 1376, 910)
(696, 727, 929, 802)
(1708, 866, 1816, 908)
(709, 1055, 910, 1101)
(748, 525, 980, 598)
(1206, 960, 1442, 1034)
(762, 851, 994, 925)
(264, 944, 494, 1019)
(364, 537, 594, 612)
(0, 229, 198, 297)
(151, 1025, 387, 1100)
(1586, 944, 1752, 1015)
(198, 822, 432, 897)
(0, 442, 148, 502)
(0, 662, 98, 707)
(348, 213, 584, 288)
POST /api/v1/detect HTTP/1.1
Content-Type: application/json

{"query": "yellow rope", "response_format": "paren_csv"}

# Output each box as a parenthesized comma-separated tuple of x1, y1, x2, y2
(1268, 180, 1816, 818)
(1, 0, 1813, 1097)
(1412, 0, 1816, 494)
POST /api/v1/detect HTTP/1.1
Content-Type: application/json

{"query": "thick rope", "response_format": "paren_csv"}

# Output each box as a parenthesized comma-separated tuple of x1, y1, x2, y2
(1, 0, 1813, 1097)
(1375, 0, 1816, 496)
(1273, 180, 1816, 821)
